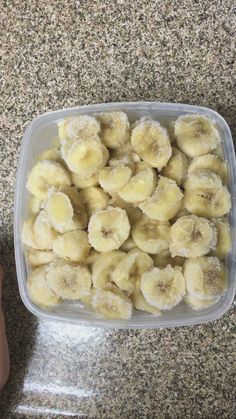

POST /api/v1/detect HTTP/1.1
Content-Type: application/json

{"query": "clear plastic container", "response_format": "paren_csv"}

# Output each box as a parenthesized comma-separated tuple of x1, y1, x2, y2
(14, 102, 236, 328)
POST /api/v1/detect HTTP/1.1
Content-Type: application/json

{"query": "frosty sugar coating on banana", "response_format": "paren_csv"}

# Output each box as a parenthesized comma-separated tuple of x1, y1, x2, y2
(22, 110, 231, 320)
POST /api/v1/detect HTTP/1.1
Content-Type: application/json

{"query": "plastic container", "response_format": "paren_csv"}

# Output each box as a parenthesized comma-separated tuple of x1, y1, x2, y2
(14, 102, 236, 328)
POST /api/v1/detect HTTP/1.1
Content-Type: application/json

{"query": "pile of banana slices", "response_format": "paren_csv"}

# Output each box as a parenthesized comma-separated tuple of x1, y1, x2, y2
(22, 111, 231, 320)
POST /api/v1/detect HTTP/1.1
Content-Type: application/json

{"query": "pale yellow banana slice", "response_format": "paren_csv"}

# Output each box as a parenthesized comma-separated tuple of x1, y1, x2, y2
(162, 146, 188, 186)
(185, 294, 220, 310)
(174, 114, 220, 157)
(58, 115, 101, 142)
(36, 147, 62, 164)
(118, 166, 157, 204)
(60, 186, 88, 230)
(109, 196, 142, 224)
(27, 160, 71, 200)
(45, 192, 74, 233)
(33, 210, 58, 250)
(141, 265, 185, 310)
(184, 185, 231, 218)
(46, 259, 91, 300)
(97, 111, 130, 149)
(27, 265, 61, 308)
(188, 154, 228, 184)
(26, 248, 56, 267)
(211, 218, 231, 259)
(28, 195, 43, 215)
(152, 249, 185, 268)
(81, 186, 110, 217)
(139, 176, 183, 221)
(184, 169, 223, 191)
(131, 278, 161, 315)
(91, 284, 133, 319)
(170, 215, 217, 258)
(92, 250, 124, 289)
(88, 207, 130, 252)
(111, 249, 153, 295)
(52, 230, 90, 262)
(22, 216, 41, 249)
(85, 249, 100, 265)
(120, 237, 137, 252)
(132, 215, 170, 254)
(131, 118, 172, 169)
(65, 139, 109, 177)
(184, 256, 228, 299)
(71, 172, 99, 189)
(99, 164, 132, 193)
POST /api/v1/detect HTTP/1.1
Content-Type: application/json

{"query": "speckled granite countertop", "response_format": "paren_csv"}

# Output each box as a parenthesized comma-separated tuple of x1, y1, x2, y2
(1, 0, 236, 417)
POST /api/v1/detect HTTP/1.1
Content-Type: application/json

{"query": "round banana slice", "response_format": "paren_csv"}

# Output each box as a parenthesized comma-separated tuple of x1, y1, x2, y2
(97, 111, 130, 149)
(184, 169, 223, 191)
(92, 250, 124, 289)
(132, 215, 170, 254)
(118, 166, 157, 204)
(33, 210, 58, 250)
(28, 195, 43, 215)
(162, 146, 188, 186)
(170, 215, 217, 258)
(141, 265, 185, 310)
(120, 237, 137, 252)
(27, 265, 61, 308)
(22, 216, 41, 249)
(60, 186, 88, 230)
(36, 147, 62, 164)
(26, 249, 56, 267)
(99, 164, 132, 193)
(52, 230, 90, 262)
(131, 118, 172, 170)
(174, 114, 220, 157)
(184, 185, 231, 218)
(46, 260, 91, 300)
(65, 139, 109, 177)
(91, 284, 133, 320)
(45, 192, 74, 233)
(26, 160, 71, 200)
(88, 207, 130, 252)
(81, 186, 110, 217)
(152, 249, 185, 268)
(211, 218, 231, 259)
(109, 196, 142, 224)
(188, 154, 228, 184)
(111, 249, 153, 295)
(139, 176, 183, 221)
(58, 115, 101, 142)
(131, 278, 161, 315)
(185, 294, 220, 310)
(71, 172, 99, 189)
(184, 256, 228, 300)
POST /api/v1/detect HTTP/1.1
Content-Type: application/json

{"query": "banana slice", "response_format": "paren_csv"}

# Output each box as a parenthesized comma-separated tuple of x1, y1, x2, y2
(174, 114, 220, 157)
(185, 294, 220, 310)
(132, 215, 170, 254)
(27, 265, 61, 308)
(211, 218, 231, 259)
(45, 192, 74, 233)
(97, 111, 130, 149)
(60, 186, 88, 230)
(184, 169, 223, 191)
(162, 146, 188, 186)
(46, 259, 91, 300)
(33, 210, 58, 250)
(36, 147, 62, 164)
(184, 256, 228, 300)
(131, 278, 161, 315)
(111, 249, 153, 295)
(118, 165, 157, 204)
(52, 230, 90, 262)
(26, 249, 56, 267)
(152, 249, 185, 268)
(120, 237, 137, 252)
(91, 284, 133, 319)
(85, 249, 100, 265)
(81, 186, 110, 217)
(188, 154, 228, 184)
(139, 176, 183, 221)
(22, 216, 41, 249)
(64, 139, 109, 177)
(170, 215, 217, 258)
(141, 265, 185, 310)
(184, 185, 231, 218)
(27, 160, 71, 200)
(88, 207, 130, 252)
(58, 115, 101, 142)
(28, 195, 43, 215)
(131, 118, 172, 170)
(92, 251, 124, 289)
(99, 164, 132, 193)
(109, 196, 142, 224)
(71, 172, 99, 189)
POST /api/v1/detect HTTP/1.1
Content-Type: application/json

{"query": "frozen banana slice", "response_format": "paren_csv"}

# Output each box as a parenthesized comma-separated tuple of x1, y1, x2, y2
(131, 118, 172, 170)
(26, 248, 56, 267)
(58, 115, 100, 142)
(46, 259, 91, 300)
(92, 250, 124, 289)
(185, 294, 220, 310)
(162, 146, 188, 186)
(85, 249, 100, 265)
(60, 186, 88, 230)
(91, 284, 133, 320)
(109, 196, 142, 224)
(118, 166, 157, 204)
(131, 278, 161, 315)
(88, 207, 130, 252)
(27, 265, 61, 308)
(97, 111, 130, 149)
(132, 215, 170, 254)
(141, 265, 185, 310)
(36, 147, 62, 164)
(111, 249, 153, 295)
(188, 154, 228, 184)
(184, 185, 231, 218)
(81, 186, 110, 217)
(120, 237, 137, 252)
(27, 160, 71, 200)
(45, 192, 74, 233)
(52, 230, 90, 262)
(33, 210, 58, 250)
(65, 139, 109, 177)
(22, 216, 41, 249)
(152, 249, 185, 268)
(139, 176, 183, 221)
(170, 215, 217, 258)
(99, 164, 132, 193)
(211, 218, 231, 259)
(28, 195, 43, 215)
(184, 169, 223, 191)
(71, 172, 99, 189)
(175, 114, 220, 157)
(184, 256, 228, 300)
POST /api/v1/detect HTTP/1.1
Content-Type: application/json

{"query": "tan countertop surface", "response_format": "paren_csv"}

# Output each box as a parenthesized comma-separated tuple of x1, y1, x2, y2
(1, 0, 236, 417)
